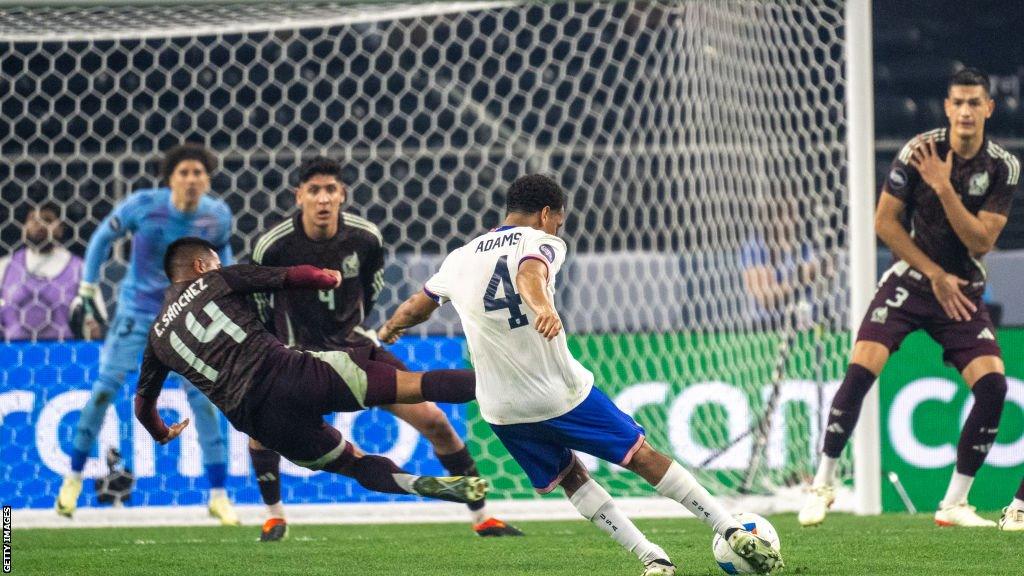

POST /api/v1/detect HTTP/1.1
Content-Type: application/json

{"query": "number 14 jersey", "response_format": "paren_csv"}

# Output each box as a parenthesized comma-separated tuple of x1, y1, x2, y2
(424, 225, 593, 425)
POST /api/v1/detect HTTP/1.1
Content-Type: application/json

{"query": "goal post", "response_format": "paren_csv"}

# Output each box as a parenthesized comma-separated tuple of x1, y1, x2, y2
(0, 0, 878, 522)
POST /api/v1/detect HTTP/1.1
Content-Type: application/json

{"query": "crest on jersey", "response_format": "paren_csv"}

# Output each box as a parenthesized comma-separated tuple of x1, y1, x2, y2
(341, 252, 360, 277)
(871, 306, 888, 324)
(888, 168, 908, 190)
(968, 172, 989, 196)
(539, 244, 556, 263)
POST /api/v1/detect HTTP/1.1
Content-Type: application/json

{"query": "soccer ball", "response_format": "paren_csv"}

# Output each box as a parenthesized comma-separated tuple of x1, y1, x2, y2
(712, 513, 781, 575)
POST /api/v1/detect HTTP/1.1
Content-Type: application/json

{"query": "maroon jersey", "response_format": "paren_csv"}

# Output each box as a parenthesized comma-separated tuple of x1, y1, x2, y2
(136, 264, 334, 431)
(251, 211, 384, 350)
(882, 128, 1020, 295)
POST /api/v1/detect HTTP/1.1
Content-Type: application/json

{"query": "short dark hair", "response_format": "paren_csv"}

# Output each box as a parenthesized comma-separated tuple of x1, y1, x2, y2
(32, 201, 61, 220)
(161, 143, 217, 183)
(164, 236, 217, 280)
(298, 156, 344, 186)
(506, 174, 566, 215)
(949, 67, 990, 95)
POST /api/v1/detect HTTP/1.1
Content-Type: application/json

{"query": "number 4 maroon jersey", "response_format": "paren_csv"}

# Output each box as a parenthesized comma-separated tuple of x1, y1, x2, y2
(250, 211, 384, 350)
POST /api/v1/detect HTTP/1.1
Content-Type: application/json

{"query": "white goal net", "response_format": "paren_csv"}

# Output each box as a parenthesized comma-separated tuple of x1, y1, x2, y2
(0, 1, 853, 516)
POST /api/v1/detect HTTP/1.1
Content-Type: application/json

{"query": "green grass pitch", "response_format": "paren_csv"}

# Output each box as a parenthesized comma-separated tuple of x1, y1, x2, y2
(14, 513, 1020, 575)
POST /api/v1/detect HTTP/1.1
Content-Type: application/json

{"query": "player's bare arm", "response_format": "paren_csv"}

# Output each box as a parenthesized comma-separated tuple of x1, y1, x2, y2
(379, 291, 439, 344)
(910, 139, 1007, 255)
(874, 192, 976, 321)
(515, 258, 561, 340)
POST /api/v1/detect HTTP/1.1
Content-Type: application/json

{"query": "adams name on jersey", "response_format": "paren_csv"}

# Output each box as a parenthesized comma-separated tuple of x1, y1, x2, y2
(424, 225, 593, 425)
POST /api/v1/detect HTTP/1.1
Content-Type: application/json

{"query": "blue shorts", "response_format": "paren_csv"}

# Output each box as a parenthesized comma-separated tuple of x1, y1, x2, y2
(488, 387, 646, 494)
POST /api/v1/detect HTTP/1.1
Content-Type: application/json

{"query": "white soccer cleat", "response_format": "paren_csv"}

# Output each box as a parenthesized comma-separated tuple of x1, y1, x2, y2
(998, 507, 1024, 532)
(55, 475, 83, 518)
(642, 558, 676, 576)
(208, 494, 241, 526)
(798, 484, 835, 527)
(934, 502, 996, 527)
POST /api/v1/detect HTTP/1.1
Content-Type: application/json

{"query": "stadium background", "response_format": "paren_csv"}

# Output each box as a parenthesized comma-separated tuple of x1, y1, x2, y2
(1, 0, 1022, 517)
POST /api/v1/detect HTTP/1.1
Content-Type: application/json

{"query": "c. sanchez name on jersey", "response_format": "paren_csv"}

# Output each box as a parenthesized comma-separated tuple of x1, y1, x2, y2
(424, 225, 593, 425)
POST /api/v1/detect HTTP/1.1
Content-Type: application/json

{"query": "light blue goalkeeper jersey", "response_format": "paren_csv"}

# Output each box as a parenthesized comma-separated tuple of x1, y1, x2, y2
(83, 188, 233, 316)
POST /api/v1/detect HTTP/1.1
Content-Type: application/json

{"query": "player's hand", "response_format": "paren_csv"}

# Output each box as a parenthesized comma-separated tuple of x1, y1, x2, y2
(534, 309, 562, 341)
(323, 268, 342, 288)
(909, 138, 953, 196)
(378, 322, 404, 344)
(159, 418, 190, 445)
(68, 282, 108, 340)
(930, 272, 977, 322)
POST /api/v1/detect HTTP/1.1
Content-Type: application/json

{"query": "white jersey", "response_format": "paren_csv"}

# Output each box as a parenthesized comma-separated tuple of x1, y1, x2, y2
(424, 225, 594, 425)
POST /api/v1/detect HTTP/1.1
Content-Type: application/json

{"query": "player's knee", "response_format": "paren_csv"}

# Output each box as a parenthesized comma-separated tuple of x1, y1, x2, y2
(850, 341, 888, 374)
(249, 437, 265, 450)
(90, 376, 122, 407)
(972, 372, 1007, 403)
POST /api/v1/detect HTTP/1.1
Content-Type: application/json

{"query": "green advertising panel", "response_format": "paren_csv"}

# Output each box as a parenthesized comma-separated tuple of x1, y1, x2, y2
(879, 329, 1024, 512)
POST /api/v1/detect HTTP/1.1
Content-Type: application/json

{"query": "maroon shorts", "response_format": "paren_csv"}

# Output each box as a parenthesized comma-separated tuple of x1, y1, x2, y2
(855, 272, 1001, 372)
(245, 344, 400, 466)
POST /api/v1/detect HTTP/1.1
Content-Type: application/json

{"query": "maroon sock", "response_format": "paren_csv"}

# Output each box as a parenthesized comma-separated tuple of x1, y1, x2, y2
(956, 373, 1007, 476)
(1016, 476, 1024, 501)
(249, 446, 282, 505)
(438, 446, 485, 511)
(822, 363, 876, 458)
(421, 370, 476, 404)
(322, 443, 411, 495)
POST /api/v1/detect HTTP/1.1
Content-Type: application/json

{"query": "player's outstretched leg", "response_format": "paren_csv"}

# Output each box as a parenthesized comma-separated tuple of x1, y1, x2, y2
(316, 440, 487, 504)
(936, 370, 1006, 528)
(999, 477, 1024, 532)
(184, 380, 238, 526)
(628, 443, 783, 574)
(384, 402, 523, 537)
(557, 456, 675, 576)
(249, 438, 287, 541)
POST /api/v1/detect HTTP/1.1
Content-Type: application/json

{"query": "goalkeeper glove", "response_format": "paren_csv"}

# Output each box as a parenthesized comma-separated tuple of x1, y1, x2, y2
(69, 282, 108, 340)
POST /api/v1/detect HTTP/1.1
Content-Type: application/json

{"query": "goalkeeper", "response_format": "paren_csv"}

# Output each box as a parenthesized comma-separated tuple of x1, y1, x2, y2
(58, 143, 239, 525)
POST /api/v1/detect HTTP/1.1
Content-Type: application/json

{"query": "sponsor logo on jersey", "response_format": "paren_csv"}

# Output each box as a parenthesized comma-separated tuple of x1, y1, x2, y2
(889, 168, 908, 189)
(871, 306, 888, 324)
(341, 252, 360, 278)
(539, 244, 556, 263)
(968, 172, 990, 196)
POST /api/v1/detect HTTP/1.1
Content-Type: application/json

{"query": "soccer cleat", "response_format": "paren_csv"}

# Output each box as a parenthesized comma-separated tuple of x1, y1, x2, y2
(473, 517, 524, 537)
(934, 502, 996, 527)
(55, 475, 83, 518)
(260, 518, 289, 542)
(798, 484, 835, 527)
(728, 530, 784, 574)
(413, 475, 488, 504)
(642, 558, 676, 576)
(998, 507, 1024, 532)
(208, 494, 241, 526)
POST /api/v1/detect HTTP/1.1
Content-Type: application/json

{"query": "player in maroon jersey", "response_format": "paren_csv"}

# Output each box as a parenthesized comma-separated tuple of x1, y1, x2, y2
(135, 237, 487, 512)
(800, 68, 1019, 528)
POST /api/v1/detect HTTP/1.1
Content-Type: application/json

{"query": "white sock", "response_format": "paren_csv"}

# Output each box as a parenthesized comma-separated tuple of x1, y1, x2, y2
(470, 505, 489, 525)
(1010, 498, 1024, 512)
(569, 479, 668, 565)
(813, 455, 839, 487)
(267, 502, 286, 520)
(209, 488, 227, 500)
(655, 461, 742, 536)
(940, 471, 974, 508)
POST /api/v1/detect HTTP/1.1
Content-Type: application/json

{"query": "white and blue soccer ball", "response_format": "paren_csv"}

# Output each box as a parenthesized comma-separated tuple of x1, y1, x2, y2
(712, 513, 781, 575)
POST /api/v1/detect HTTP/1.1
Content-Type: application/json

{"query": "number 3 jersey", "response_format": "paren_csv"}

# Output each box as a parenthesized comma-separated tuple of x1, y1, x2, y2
(424, 225, 593, 425)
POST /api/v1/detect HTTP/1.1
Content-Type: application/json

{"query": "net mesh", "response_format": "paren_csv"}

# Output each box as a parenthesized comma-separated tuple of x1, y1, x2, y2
(0, 1, 852, 506)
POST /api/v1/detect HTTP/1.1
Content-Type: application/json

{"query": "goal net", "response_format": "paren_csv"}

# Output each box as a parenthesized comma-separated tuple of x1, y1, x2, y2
(0, 1, 853, 517)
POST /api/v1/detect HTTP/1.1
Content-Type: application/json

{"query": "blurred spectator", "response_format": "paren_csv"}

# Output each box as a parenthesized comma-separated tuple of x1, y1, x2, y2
(0, 203, 103, 341)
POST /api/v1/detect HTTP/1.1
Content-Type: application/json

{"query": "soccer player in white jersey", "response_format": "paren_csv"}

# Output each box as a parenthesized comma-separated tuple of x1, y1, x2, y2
(380, 175, 784, 575)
